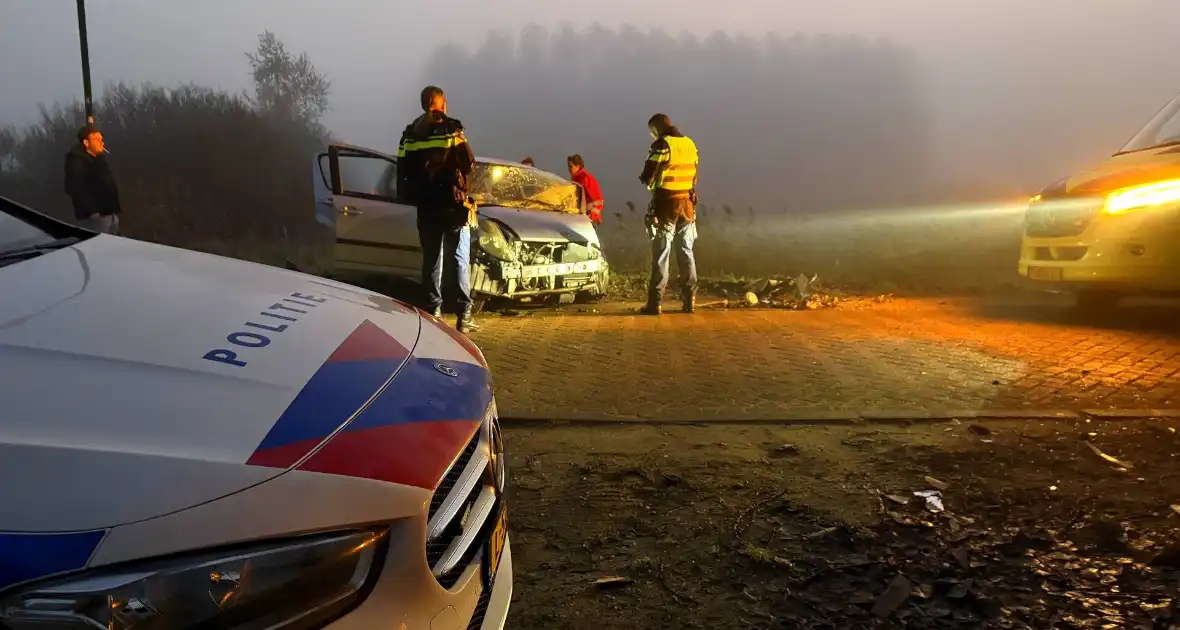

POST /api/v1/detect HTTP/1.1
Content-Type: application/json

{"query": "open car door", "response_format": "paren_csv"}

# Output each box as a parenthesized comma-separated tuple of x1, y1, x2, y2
(316, 144, 420, 277)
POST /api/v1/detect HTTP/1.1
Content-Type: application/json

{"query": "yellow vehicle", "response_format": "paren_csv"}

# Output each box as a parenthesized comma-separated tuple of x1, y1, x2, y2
(1018, 90, 1180, 308)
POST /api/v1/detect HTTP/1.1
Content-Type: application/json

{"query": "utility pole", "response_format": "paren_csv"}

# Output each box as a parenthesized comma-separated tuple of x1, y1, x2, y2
(76, 0, 94, 123)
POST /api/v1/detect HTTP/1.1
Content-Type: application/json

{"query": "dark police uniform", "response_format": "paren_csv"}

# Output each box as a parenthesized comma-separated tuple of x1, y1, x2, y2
(397, 110, 477, 329)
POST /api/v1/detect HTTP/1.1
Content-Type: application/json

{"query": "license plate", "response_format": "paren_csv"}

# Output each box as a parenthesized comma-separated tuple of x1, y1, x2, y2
(485, 503, 508, 583)
(1027, 266, 1063, 281)
(502, 259, 602, 280)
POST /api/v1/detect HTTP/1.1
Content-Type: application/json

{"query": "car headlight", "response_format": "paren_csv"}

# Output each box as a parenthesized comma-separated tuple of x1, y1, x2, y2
(476, 219, 517, 262)
(0, 529, 386, 630)
(1103, 178, 1180, 214)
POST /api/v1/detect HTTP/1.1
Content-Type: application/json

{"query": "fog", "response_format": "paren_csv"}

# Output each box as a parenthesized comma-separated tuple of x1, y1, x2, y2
(2, 0, 1180, 211)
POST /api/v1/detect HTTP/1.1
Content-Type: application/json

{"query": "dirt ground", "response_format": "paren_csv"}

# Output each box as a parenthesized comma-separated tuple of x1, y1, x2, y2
(502, 418, 1180, 629)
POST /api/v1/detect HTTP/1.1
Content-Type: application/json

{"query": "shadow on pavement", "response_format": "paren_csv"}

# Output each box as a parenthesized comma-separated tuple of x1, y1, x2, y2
(967, 293, 1180, 338)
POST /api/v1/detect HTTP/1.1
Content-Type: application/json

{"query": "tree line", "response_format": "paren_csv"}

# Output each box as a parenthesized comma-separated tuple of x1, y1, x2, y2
(421, 25, 932, 216)
(0, 25, 936, 271)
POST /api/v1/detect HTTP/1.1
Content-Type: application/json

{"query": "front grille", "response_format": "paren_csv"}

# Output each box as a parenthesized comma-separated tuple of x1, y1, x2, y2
(1033, 246, 1088, 261)
(1024, 199, 1100, 237)
(429, 433, 481, 522)
(424, 402, 506, 590)
(433, 485, 485, 588)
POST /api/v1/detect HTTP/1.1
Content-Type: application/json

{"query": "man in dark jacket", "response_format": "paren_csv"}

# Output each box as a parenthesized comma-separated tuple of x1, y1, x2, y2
(64, 124, 122, 234)
(397, 86, 479, 333)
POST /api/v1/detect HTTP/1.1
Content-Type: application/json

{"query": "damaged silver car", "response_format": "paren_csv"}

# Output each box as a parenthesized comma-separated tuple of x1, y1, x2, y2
(309, 145, 610, 308)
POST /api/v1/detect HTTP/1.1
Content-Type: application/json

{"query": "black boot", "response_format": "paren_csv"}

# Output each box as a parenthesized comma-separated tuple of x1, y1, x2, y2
(640, 296, 662, 315)
(457, 309, 479, 333)
(682, 292, 696, 313)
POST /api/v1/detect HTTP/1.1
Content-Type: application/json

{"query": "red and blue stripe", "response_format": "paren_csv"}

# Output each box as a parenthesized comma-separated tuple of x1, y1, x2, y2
(247, 318, 492, 490)
(0, 530, 106, 590)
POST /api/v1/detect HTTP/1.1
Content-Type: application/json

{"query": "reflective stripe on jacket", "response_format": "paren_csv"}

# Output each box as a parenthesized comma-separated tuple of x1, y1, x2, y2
(648, 135, 698, 192)
(396, 111, 475, 208)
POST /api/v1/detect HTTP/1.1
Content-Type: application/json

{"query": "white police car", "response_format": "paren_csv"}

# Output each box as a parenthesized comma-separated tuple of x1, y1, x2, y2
(0, 195, 511, 629)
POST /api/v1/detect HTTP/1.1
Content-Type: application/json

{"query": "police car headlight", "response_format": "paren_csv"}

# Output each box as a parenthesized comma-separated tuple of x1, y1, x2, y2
(477, 219, 517, 262)
(1103, 178, 1180, 214)
(0, 529, 386, 630)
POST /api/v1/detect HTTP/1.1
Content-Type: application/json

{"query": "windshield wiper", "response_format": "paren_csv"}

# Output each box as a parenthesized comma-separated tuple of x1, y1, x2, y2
(0, 237, 82, 264)
(1115, 139, 1180, 156)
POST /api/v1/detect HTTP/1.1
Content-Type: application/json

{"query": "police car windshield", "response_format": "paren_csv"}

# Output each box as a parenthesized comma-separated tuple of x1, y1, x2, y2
(0, 199, 59, 256)
(1119, 91, 1180, 154)
(470, 162, 580, 213)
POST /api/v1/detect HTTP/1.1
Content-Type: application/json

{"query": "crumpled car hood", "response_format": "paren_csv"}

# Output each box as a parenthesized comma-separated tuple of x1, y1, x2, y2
(479, 205, 601, 247)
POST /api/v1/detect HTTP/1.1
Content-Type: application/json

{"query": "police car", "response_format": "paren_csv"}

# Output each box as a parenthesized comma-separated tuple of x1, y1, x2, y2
(0, 195, 511, 629)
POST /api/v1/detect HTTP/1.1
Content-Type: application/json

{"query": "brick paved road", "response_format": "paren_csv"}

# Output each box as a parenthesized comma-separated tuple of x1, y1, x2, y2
(469, 296, 1180, 420)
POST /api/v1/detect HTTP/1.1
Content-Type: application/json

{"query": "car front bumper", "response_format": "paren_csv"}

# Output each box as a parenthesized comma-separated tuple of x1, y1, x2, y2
(472, 257, 608, 299)
(323, 537, 512, 630)
(1017, 201, 1180, 291)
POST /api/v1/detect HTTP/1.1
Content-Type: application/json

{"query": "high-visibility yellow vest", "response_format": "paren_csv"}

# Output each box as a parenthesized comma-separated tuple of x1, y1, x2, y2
(648, 135, 698, 192)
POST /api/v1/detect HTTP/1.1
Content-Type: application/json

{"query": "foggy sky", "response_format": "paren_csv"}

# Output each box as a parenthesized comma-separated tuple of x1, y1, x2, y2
(2, 0, 1180, 196)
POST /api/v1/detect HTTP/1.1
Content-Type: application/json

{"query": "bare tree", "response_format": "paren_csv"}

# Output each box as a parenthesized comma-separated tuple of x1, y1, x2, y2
(246, 31, 331, 130)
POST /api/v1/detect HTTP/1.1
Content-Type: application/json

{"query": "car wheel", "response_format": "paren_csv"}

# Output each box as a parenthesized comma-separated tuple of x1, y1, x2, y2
(1074, 289, 1122, 311)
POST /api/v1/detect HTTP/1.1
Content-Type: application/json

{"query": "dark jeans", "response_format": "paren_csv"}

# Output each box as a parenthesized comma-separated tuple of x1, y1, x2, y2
(418, 209, 471, 313)
(648, 217, 698, 301)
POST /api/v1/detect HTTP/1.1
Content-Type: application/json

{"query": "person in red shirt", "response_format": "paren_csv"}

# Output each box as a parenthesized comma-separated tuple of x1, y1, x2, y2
(567, 154, 604, 225)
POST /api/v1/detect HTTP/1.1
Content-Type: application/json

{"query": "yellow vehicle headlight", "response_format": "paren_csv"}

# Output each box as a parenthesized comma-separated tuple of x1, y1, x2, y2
(1103, 178, 1180, 214)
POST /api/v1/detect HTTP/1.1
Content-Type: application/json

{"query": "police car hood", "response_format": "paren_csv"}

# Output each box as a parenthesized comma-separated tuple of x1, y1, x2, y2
(0, 235, 479, 532)
(1042, 144, 1180, 198)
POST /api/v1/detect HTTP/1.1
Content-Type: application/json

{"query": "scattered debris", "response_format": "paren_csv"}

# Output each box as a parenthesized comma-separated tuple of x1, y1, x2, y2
(871, 574, 912, 618)
(1084, 440, 1134, 469)
(1075, 519, 1129, 553)
(772, 443, 800, 456)
(1149, 544, 1180, 569)
(924, 475, 949, 490)
(592, 576, 633, 588)
(692, 274, 841, 310)
(742, 544, 794, 568)
(805, 526, 839, 540)
(914, 490, 945, 513)
(509, 416, 1180, 629)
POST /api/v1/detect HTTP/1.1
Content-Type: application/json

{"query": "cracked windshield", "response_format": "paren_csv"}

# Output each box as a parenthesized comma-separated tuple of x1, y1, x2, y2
(3, 2, 1180, 629)
(472, 162, 581, 213)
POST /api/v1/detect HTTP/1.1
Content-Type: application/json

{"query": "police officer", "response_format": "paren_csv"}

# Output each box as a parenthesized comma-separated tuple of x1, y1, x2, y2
(638, 113, 699, 315)
(398, 86, 479, 333)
